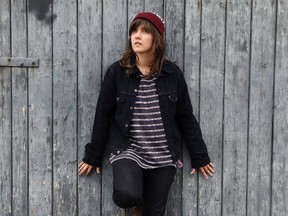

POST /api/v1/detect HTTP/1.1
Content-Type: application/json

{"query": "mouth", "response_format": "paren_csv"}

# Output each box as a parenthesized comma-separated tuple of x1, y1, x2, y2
(134, 42, 142, 45)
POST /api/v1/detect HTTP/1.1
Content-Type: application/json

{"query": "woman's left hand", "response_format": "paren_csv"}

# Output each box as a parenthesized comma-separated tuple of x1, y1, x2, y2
(191, 162, 215, 179)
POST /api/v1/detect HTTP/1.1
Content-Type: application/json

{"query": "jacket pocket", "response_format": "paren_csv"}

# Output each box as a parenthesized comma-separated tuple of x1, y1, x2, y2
(116, 93, 126, 103)
(115, 93, 127, 120)
(168, 94, 178, 103)
(168, 94, 178, 114)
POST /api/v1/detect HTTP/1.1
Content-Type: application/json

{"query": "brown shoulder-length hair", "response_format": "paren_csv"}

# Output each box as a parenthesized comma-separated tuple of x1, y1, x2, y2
(120, 19, 166, 76)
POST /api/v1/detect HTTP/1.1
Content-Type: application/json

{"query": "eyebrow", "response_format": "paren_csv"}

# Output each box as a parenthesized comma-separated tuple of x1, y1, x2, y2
(139, 25, 149, 31)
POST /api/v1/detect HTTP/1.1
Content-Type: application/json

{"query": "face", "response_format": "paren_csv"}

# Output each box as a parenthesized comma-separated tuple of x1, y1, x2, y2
(130, 24, 154, 55)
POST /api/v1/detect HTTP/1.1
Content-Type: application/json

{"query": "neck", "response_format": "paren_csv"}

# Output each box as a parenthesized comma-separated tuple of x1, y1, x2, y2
(136, 53, 153, 75)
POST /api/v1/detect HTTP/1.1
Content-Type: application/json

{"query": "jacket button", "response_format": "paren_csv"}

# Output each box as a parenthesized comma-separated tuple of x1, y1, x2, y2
(134, 89, 138, 92)
(117, 151, 120, 154)
(130, 106, 133, 110)
(125, 124, 128, 127)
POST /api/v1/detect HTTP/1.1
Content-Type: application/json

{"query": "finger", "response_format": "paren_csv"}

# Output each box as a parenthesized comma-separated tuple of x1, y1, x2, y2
(199, 168, 208, 179)
(79, 166, 86, 175)
(78, 161, 84, 168)
(79, 164, 89, 176)
(78, 163, 84, 173)
(203, 166, 213, 177)
(209, 162, 215, 168)
(86, 166, 93, 176)
(79, 162, 87, 171)
(207, 164, 215, 174)
(96, 167, 101, 174)
(191, 168, 196, 175)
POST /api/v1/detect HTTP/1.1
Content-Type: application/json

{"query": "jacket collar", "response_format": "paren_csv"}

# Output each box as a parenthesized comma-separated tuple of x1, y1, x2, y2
(130, 54, 173, 76)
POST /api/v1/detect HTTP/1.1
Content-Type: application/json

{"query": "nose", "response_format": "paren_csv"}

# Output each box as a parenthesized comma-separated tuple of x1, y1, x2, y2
(134, 30, 141, 38)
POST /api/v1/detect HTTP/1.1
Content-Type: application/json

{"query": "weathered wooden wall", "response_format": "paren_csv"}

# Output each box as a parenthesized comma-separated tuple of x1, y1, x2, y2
(0, 0, 287, 215)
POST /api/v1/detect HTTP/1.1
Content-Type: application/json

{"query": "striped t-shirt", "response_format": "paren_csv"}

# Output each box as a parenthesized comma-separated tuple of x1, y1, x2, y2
(109, 75, 176, 169)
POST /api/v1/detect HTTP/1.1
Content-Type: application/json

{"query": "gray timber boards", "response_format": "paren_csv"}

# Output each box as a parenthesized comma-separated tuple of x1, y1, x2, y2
(0, 0, 287, 215)
(223, 0, 251, 215)
(248, 0, 275, 215)
(77, 0, 102, 215)
(165, 1, 184, 215)
(199, 0, 225, 215)
(101, 1, 127, 215)
(11, 0, 29, 215)
(272, 0, 288, 215)
(52, 0, 77, 215)
(0, 0, 12, 215)
(182, 1, 201, 215)
(27, 0, 53, 214)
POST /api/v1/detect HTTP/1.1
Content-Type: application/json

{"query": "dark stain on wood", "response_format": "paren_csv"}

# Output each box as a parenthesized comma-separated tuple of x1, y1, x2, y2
(28, 0, 57, 24)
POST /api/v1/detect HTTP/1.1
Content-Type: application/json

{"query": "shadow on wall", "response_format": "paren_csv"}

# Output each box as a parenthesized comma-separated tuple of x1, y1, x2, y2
(28, 0, 57, 24)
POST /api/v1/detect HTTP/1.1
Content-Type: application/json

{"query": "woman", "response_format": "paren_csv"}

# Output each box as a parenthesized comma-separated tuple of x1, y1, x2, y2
(79, 12, 214, 216)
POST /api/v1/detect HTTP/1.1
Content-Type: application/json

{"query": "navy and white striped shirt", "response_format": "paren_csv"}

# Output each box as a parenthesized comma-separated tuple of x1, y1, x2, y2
(110, 75, 177, 169)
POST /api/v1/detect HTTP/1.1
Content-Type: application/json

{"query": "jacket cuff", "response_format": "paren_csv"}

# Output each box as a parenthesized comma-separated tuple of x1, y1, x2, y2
(82, 142, 103, 167)
(190, 154, 211, 169)
(82, 156, 102, 167)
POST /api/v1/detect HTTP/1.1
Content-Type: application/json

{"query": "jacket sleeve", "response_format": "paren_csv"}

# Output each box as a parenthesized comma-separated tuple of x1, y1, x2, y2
(175, 70, 211, 169)
(82, 65, 117, 167)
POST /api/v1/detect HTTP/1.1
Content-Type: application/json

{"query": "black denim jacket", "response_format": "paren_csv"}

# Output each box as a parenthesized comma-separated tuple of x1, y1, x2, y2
(83, 59, 211, 168)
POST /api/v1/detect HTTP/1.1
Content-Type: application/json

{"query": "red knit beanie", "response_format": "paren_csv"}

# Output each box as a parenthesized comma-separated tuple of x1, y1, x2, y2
(132, 12, 165, 36)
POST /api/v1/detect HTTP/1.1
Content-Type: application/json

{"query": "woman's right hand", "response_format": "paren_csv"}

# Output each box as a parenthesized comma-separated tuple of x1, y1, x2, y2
(78, 161, 101, 175)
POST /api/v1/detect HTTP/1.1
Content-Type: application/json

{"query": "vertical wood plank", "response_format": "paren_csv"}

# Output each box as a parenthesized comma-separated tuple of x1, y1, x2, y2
(102, 0, 127, 72)
(0, 0, 12, 215)
(11, 0, 28, 214)
(144, 0, 164, 15)
(27, 0, 53, 215)
(272, 0, 288, 215)
(247, 0, 276, 215)
(199, 0, 225, 215)
(102, 1, 127, 215)
(128, 0, 144, 23)
(164, 1, 184, 215)
(77, 0, 102, 215)
(164, 0, 184, 67)
(182, 0, 201, 215)
(223, 0, 251, 215)
(53, 0, 77, 214)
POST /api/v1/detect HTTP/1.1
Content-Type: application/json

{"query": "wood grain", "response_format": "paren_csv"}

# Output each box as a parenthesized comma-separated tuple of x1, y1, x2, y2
(102, 0, 127, 215)
(0, 0, 12, 215)
(11, 0, 28, 214)
(77, 0, 102, 215)
(164, 1, 185, 215)
(247, 0, 276, 215)
(272, 0, 288, 215)
(198, 0, 225, 215)
(182, 0, 202, 215)
(223, 0, 251, 215)
(52, 0, 77, 215)
(27, 0, 53, 215)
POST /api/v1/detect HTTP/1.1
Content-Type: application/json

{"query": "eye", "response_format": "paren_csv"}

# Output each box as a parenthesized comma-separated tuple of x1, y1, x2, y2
(142, 28, 149, 33)
(131, 29, 137, 34)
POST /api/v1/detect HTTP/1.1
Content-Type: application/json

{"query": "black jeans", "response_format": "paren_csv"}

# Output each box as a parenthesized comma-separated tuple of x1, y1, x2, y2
(112, 159, 176, 216)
